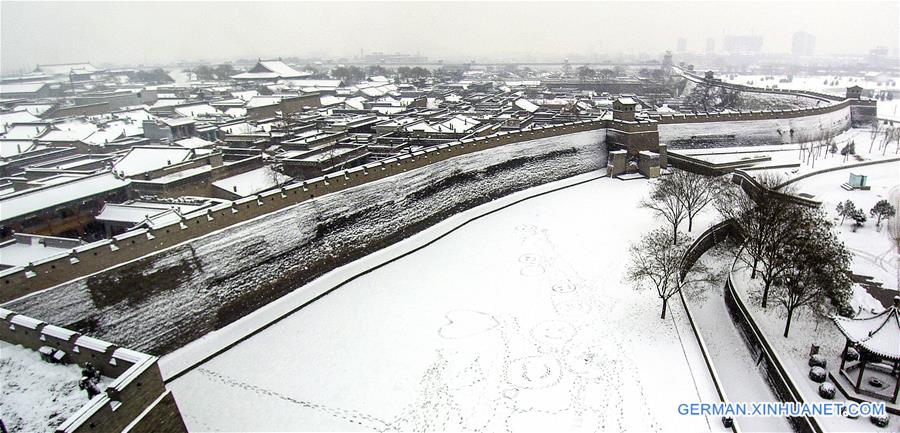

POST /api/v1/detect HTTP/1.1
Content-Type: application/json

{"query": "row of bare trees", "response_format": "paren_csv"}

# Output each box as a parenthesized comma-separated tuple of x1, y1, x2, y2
(717, 174, 853, 337)
(627, 170, 725, 319)
(628, 170, 853, 337)
(868, 122, 900, 156)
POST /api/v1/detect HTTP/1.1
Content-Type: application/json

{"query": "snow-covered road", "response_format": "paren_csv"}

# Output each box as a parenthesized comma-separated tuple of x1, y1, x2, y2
(167, 175, 727, 432)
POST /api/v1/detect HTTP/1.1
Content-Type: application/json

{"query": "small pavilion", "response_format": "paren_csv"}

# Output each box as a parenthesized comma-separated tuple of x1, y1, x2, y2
(832, 296, 900, 407)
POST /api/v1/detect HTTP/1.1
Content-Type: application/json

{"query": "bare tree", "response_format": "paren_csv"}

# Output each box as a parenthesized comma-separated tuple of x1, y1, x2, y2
(641, 178, 687, 244)
(772, 212, 852, 337)
(717, 172, 794, 286)
(869, 121, 882, 153)
(753, 200, 816, 309)
(665, 170, 722, 232)
(625, 227, 710, 319)
(879, 126, 896, 156)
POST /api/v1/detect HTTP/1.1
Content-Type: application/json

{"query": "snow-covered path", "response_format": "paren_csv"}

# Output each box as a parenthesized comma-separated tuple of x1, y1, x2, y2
(686, 251, 794, 432)
(167, 175, 727, 432)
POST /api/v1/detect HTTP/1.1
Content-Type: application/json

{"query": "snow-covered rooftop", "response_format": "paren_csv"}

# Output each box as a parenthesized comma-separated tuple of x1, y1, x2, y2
(0, 173, 130, 222)
(0, 111, 42, 134)
(174, 137, 215, 149)
(833, 299, 900, 360)
(211, 166, 291, 197)
(35, 63, 98, 75)
(0, 235, 83, 268)
(113, 146, 194, 177)
(232, 60, 309, 80)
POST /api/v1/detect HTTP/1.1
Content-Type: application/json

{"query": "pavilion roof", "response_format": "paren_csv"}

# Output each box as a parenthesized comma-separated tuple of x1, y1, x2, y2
(833, 297, 900, 361)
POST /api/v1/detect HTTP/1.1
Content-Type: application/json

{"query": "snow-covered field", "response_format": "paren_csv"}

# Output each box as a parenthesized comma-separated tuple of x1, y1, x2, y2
(720, 74, 900, 121)
(720, 74, 898, 97)
(167, 175, 727, 432)
(0, 341, 106, 433)
(791, 160, 900, 291)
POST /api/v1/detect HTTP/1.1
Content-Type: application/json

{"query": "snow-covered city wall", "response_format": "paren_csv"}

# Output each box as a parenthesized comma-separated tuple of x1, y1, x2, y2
(0, 121, 605, 301)
(0, 308, 187, 433)
(5, 130, 607, 356)
(659, 104, 853, 147)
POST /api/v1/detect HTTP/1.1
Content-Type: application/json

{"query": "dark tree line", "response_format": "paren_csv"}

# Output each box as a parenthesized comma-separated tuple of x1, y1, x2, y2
(125, 68, 174, 84)
(194, 64, 237, 81)
(716, 174, 853, 337)
(632, 169, 853, 336)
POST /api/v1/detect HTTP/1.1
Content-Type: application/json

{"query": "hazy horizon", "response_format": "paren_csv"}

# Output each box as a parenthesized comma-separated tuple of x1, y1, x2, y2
(2, 0, 898, 74)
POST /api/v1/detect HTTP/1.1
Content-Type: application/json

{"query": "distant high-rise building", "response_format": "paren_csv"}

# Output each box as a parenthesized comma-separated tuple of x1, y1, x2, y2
(723, 35, 763, 53)
(676, 37, 688, 53)
(791, 31, 816, 57)
(868, 46, 890, 66)
(706, 38, 715, 53)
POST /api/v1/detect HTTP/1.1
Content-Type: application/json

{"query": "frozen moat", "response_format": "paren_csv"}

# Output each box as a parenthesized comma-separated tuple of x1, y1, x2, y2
(167, 174, 726, 432)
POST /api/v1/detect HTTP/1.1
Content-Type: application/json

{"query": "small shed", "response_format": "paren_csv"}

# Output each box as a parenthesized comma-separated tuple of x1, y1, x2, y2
(847, 173, 870, 190)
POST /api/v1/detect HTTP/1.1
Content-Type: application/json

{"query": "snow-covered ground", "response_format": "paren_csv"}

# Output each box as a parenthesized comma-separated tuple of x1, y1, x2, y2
(0, 341, 106, 433)
(719, 74, 900, 121)
(879, 99, 900, 122)
(791, 160, 900, 291)
(730, 264, 895, 432)
(720, 74, 898, 97)
(676, 127, 899, 182)
(167, 175, 727, 432)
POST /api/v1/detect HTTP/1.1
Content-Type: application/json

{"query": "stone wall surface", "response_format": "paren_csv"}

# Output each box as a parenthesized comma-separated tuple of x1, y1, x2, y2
(659, 105, 852, 148)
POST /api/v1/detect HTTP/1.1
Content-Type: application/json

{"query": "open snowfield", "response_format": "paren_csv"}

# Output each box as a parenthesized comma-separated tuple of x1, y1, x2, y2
(167, 174, 727, 432)
(791, 160, 900, 291)
(720, 74, 900, 121)
(720, 74, 898, 96)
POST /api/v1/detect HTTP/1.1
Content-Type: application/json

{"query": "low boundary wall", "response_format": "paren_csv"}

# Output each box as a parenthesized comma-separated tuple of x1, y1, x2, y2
(677, 219, 823, 433)
(0, 308, 186, 433)
(678, 219, 742, 433)
(724, 253, 824, 433)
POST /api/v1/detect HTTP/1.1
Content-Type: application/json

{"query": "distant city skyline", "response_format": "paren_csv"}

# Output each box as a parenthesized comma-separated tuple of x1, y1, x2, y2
(1, 1, 898, 75)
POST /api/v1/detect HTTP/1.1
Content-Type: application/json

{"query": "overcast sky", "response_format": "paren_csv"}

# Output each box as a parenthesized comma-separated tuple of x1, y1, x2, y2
(2, 1, 898, 74)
